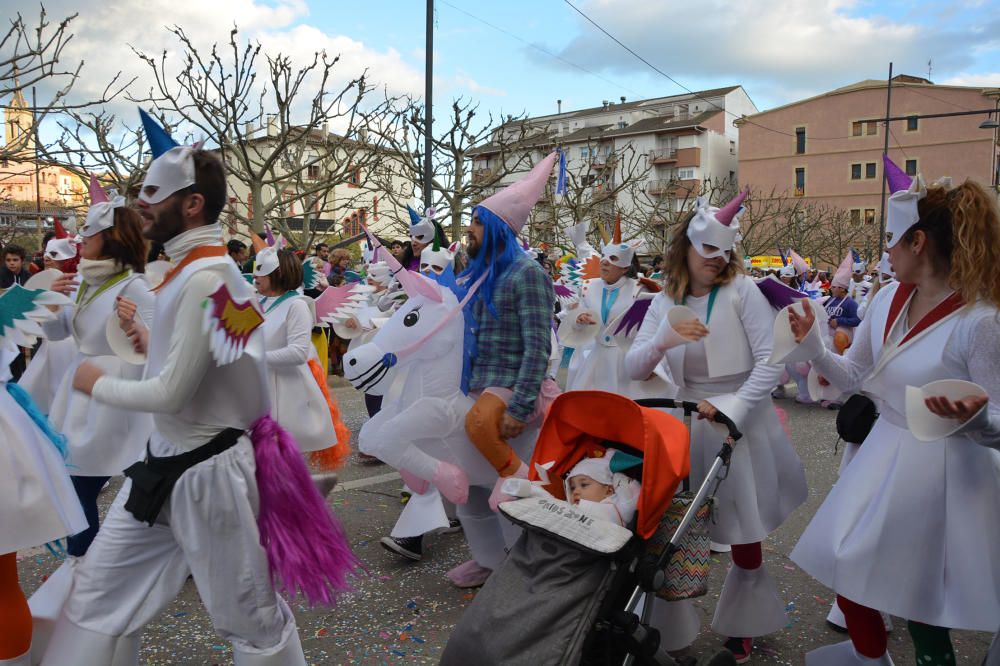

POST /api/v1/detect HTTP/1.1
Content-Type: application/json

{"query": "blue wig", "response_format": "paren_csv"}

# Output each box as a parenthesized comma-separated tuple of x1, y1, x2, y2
(6, 382, 68, 458)
(459, 205, 523, 318)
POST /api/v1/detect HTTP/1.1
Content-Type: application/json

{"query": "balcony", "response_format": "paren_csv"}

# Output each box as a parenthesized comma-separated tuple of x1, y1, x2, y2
(675, 147, 701, 168)
(794, 186, 805, 197)
(471, 168, 496, 184)
(589, 152, 615, 168)
(649, 147, 677, 164)
(647, 178, 701, 198)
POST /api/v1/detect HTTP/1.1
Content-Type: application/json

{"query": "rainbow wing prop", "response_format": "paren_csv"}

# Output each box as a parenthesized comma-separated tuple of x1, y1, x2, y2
(201, 283, 264, 366)
(0, 285, 71, 347)
(302, 260, 320, 290)
(580, 254, 602, 281)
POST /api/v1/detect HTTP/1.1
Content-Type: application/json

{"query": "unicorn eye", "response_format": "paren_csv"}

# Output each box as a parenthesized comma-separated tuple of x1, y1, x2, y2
(403, 310, 420, 327)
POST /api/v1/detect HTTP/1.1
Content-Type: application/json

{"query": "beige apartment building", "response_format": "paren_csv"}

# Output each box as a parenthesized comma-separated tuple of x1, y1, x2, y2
(469, 86, 758, 247)
(737, 76, 1000, 226)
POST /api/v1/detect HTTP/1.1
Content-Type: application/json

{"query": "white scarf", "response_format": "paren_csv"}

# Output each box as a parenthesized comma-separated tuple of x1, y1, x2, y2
(163, 223, 224, 265)
(78, 257, 125, 285)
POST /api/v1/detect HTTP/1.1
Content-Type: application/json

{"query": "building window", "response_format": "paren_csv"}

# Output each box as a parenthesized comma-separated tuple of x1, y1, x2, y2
(794, 167, 805, 196)
(306, 164, 320, 180)
(677, 167, 695, 180)
(905, 159, 918, 176)
(347, 167, 362, 188)
(729, 140, 736, 155)
(906, 116, 919, 131)
(580, 147, 590, 159)
(866, 121, 878, 136)
(864, 209, 876, 225)
(851, 163, 862, 180)
(850, 209, 861, 225)
(865, 162, 877, 179)
(852, 121, 863, 137)
(795, 127, 805, 154)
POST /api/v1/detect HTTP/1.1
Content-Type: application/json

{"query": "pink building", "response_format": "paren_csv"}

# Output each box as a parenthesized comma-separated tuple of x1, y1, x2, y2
(737, 76, 1000, 226)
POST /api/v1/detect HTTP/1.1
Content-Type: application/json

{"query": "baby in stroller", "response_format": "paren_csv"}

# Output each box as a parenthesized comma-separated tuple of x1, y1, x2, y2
(442, 391, 738, 666)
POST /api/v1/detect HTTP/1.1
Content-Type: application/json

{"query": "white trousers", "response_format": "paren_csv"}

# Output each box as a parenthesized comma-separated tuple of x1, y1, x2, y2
(41, 439, 303, 665)
(455, 485, 521, 570)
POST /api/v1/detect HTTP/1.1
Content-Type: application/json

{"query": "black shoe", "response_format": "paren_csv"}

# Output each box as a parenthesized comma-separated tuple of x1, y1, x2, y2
(723, 637, 752, 664)
(825, 619, 849, 633)
(380, 535, 423, 561)
(437, 518, 462, 534)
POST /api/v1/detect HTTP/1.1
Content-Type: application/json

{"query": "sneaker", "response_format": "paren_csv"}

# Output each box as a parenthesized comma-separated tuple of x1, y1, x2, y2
(723, 637, 753, 664)
(436, 518, 462, 535)
(311, 472, 338, 497)
(380, 535, 423, 561)
(357, 452, 384, 465)
(446, 559, 492, 588)
(794, 396, 817, 405)
(771, 386, 787, 399)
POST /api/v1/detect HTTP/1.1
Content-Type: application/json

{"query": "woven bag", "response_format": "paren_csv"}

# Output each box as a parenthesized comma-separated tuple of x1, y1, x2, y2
(644, 491, 713, 601)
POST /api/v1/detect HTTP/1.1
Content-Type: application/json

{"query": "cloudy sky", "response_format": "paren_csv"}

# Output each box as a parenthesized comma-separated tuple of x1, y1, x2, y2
(12, 0, 1000, 126)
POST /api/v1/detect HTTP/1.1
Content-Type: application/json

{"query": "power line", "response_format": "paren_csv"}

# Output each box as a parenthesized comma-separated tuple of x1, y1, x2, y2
(561, 0, 855, 141)
(437, 0, 647, 100)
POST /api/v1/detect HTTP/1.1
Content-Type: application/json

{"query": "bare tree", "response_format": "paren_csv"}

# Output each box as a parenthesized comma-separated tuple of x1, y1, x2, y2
(370, 97, 536, 241)
(129, 25, 403, 248)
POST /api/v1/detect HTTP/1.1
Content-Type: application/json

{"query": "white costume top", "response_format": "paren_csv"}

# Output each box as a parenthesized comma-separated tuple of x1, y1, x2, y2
(626, 275, 807, 544)
(42, 271, 154, 476)
(790, 282, 1000, 631)
(93, 225, 269, 456)
(20, 336, 77, 415)
(260, 293, 338, 452)
(563, 276, 671, 400)
(0, 347, 87, 553)
(849, 277, 871, 317)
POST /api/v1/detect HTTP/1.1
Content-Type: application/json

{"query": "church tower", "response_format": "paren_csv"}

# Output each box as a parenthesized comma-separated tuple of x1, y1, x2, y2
(4, 82, 35, 157)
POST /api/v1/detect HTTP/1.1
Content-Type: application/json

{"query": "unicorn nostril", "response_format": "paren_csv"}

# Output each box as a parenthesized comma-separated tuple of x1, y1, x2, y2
(349, 358, 356, 366)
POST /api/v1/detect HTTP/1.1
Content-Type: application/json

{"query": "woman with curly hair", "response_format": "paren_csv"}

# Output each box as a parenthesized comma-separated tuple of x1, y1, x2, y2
(786, 177, 1000, 664)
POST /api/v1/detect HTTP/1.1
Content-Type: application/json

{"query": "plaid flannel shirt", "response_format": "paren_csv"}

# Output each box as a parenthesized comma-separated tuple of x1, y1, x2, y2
(469, 254, 554, 421)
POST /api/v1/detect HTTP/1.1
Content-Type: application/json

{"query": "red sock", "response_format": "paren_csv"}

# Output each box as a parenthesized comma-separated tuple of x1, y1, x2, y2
(0, 552, 31, 659)
(730, 541, 763, 570)
(837, 595, 887, 658)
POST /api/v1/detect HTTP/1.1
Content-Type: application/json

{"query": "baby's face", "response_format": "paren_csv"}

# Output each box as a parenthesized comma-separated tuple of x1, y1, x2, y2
(569, 474, 614, 504)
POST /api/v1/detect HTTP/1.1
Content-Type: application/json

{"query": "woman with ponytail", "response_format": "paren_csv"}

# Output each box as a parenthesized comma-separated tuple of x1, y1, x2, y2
(41, 188, 154, 559)
(786, 178, 1000, 664)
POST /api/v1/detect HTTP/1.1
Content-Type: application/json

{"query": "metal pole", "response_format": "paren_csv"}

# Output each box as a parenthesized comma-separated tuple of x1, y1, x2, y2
(423, 0, 434, 211)
(31, 86, 43, 245)
(877, 63, 893, 258)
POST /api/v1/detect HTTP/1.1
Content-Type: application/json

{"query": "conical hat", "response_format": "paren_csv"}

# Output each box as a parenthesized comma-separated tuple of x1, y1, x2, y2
(478, 152, 558, 233)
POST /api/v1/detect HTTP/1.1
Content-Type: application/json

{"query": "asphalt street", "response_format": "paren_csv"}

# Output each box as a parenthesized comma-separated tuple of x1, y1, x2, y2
(16, 377, 996, 664)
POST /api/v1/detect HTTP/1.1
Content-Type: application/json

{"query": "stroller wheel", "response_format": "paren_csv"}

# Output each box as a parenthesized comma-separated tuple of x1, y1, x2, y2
(695, 649, 738, 666)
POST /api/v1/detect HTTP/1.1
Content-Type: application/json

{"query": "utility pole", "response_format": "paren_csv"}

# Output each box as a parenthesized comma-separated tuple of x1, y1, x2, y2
(877, 63, 893, 258)
(423, 0, 434, 211)
(32, 86, 43, 245)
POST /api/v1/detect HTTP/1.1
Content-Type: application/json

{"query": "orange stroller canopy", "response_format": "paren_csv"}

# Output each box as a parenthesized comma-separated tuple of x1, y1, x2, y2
(529, 391, 690, 539)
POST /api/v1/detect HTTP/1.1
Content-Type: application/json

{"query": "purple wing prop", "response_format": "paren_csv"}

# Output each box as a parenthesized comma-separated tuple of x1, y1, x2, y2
(553, 283, 575, 300)
(755, 275, 807, 310)
(613, 298, 653, 337)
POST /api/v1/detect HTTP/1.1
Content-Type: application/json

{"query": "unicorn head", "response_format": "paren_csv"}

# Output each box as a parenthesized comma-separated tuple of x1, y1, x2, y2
(343, 272, 464, 396)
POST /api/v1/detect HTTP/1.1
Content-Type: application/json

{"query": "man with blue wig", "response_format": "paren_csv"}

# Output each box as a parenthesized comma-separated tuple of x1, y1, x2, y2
(449, 153, 559, 588)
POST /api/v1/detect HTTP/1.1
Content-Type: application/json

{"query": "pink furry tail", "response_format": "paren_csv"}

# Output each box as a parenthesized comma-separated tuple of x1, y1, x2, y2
(250, 414, 359, 606)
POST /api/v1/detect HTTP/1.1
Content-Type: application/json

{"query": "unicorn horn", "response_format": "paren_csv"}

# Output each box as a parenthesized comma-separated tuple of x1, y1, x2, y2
(360, 223, 442, 303)
(882, 154, 912, 194)
(612, 211, 622, 244)
(89, 174, 109, 204)
(716, 188, 749, 226)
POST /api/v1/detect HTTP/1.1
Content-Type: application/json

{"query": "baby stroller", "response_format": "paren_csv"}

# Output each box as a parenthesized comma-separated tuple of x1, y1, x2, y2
(441, 391, 741, 666)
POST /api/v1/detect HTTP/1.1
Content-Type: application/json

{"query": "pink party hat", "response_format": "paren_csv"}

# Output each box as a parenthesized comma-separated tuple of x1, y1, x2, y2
(789, 249, 809, 275)
(715, 188, 749, 226)
(478, 152, 558, 233)
(882, 154, 912, 194)
(89, 174, 109, 204)
(832, 252, 852, 289)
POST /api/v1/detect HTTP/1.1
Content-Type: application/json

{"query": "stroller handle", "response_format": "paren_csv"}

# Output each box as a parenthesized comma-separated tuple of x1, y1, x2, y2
(633, 398, 742, 441)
